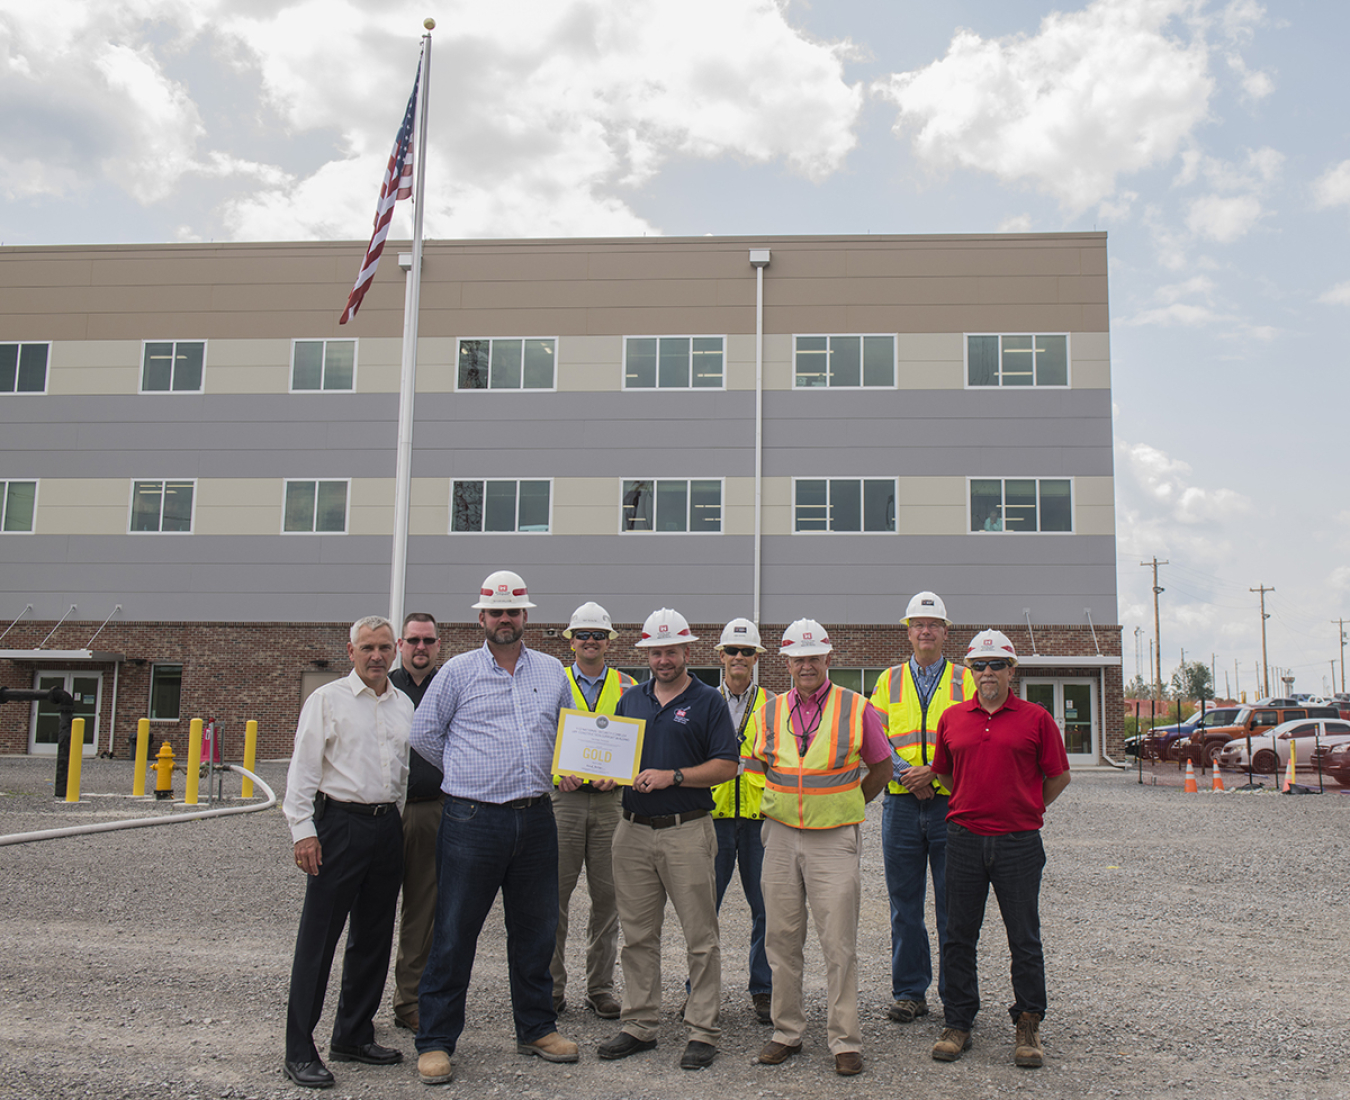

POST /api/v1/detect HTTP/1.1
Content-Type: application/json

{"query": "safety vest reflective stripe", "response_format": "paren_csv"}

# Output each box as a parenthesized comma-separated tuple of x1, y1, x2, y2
(754, 684, 867, 829)
(870, 660, 975, 797)
(761, 764, 863, 790)
(713, 686, 772, 819)
(556, 667, 635, 785)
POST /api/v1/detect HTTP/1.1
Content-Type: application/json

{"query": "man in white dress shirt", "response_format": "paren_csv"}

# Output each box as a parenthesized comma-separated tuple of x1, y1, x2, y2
(282, 615, 414, 1089)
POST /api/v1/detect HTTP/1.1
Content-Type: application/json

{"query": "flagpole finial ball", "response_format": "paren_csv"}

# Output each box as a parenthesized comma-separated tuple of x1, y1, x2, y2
(424, 17, 435, 29)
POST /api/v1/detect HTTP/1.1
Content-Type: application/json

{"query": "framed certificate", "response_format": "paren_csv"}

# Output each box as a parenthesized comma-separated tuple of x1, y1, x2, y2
(553, 708, 646, 785)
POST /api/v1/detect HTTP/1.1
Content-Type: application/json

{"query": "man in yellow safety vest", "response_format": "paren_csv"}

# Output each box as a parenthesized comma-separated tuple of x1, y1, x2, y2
(868, 591, 977, 1026)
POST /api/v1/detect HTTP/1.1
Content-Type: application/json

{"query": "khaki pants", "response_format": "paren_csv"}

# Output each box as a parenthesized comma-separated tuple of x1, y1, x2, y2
(550, 785, 621, 1004)
(393, 796, 442, 1023)
(761, 817, 862, 1054)
(611, 814, 721, 1044)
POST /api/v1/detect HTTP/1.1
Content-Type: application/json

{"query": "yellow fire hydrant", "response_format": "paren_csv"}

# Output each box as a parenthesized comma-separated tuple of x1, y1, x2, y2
(153, 741, 176, 800)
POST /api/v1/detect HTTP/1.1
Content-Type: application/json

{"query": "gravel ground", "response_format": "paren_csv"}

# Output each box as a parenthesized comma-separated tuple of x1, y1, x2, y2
(1, 756, 1347, 1100)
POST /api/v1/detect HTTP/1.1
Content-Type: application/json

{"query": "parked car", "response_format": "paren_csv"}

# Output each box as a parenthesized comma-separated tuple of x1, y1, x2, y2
(1323, 741, 1350, 786)
(1176, 704, 1342, 767)
(1215, 719, 1350, 774)
(1139, 707, 1241, 761)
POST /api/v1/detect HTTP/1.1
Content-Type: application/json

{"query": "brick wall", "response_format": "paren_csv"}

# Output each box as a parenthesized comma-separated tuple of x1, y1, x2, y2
(1, 619, 1123, 760)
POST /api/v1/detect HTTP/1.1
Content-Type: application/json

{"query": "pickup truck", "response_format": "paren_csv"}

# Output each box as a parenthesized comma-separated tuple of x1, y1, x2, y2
(1175, 703, 1342, 767)
(1135, 707, 1240, 761)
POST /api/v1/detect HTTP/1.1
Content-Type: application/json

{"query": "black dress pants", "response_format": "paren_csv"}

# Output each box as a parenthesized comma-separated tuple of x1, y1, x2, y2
(285, 804, 403, 1062)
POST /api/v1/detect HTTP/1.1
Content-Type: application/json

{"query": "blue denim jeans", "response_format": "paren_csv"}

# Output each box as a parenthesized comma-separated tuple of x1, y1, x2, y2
(713, 817, 771, 995)
(941, 821, 1047, 1031)
(416, 797, 559, 1054)
(881, 793, 948, 1002)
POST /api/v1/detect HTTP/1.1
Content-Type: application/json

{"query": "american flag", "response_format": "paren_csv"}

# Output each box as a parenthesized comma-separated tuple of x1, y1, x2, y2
(339, 53, 422, 325)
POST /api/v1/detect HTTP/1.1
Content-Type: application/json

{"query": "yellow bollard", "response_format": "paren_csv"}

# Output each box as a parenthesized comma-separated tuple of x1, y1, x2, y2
(64, 718, 85, 803)
(241, 720, 258, 799)
(154, 742, 175, 799)
(132, 717, 151, 797)
(184, 717, 203, 805)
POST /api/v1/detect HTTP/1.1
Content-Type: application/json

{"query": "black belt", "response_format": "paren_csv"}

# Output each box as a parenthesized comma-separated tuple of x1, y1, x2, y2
(456, 794, 549, 809)
(623, 808, 709, 829)
(326, 798, 397, 816)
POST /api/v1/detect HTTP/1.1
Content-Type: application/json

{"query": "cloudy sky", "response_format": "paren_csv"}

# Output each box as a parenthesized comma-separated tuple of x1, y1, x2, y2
(3, 0, 1347, 698)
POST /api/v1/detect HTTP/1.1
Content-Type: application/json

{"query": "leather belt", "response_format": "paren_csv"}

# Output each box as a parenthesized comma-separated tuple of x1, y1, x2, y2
(457, 794, 549, 809)
(623, 808, 709, 829)
(326, 799, 396, 816)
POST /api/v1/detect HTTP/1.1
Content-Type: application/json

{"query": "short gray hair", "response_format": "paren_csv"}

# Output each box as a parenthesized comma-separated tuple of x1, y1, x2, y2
(350, 615, 394, 644)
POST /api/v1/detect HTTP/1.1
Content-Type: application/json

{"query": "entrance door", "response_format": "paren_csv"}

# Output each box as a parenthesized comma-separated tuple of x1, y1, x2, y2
(1022, 679, 1096, 765)
(30, 671, 102, 755)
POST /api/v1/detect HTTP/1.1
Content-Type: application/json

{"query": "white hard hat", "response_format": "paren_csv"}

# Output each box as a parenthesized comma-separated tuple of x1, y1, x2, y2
(779, 618, 833, 657)
(635, 607, 698, 647)
(716, 618, 764, 652)
(902, 591, 951, 625)
(471, 569, 537, 610)
(965, 629, 1018, 666)
(565, 601, 617, 639)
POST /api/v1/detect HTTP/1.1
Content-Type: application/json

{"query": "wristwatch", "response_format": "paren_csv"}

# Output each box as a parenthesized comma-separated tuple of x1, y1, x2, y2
(672, 768, 684, 787)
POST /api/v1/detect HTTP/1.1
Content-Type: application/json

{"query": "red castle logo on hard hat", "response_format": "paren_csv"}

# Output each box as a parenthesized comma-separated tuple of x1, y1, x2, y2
(498, 584, 508, 593)
(659, 624, 669, 634)
(803, 631, 813, 640)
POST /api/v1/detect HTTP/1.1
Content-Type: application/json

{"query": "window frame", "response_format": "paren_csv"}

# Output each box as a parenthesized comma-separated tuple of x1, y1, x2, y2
(454, 337, 558, 392)
(964, 333, 1072, 388)
(619, 478, 725, 535)
(147, 662, 184, 722)
(621, 335, 727, 391)
(791, 477, 898, 534)
(449, 478, 554, 534)
(0, 341, 51, 394)
(828, 668, 886, 696)
(0, 479, 38, 534)
(967, 477, 1074, 534)
(792, 334, 897, 390)
(127, 478, 197, 534)
(289, 338, 358, 393)
(139, 340, 207, 394)
(282, 478, 352, 535)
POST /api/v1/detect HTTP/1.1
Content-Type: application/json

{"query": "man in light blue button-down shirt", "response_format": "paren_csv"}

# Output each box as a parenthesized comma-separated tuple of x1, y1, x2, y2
(409, 570, 579, 1085)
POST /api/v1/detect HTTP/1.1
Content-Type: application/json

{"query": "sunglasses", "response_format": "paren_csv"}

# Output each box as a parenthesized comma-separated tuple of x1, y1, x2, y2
(722, 647, 758, 657)
(968, 659, 1010, 672)
(403, 636, 438, 648)
(571, 630, 609, 641)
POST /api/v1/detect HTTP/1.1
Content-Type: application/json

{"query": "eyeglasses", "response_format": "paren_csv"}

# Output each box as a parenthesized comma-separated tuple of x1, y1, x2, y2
(968, 659, 1010, 672)
(403, 636, 439, 648)
(571, 630, 609, 641)
(722, 647, 758, 657)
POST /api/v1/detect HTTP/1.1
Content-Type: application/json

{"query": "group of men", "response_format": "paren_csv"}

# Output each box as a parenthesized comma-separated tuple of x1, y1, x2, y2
(280, 573, 1070, 1088)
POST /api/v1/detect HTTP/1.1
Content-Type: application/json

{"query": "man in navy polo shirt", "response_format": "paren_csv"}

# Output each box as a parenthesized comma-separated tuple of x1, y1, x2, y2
(597, 608, 738, 1072)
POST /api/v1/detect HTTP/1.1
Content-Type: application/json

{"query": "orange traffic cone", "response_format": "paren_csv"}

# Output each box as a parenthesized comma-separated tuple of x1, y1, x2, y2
(1211, 759, 1224, 792)
(1184, 760, 1198, 793)
(1282, 741, 1296, 793)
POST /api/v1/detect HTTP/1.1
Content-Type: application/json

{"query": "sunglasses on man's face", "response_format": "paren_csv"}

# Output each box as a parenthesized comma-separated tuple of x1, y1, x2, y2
(571, 631, 609, 641)
(968, 659, 1010, 672)
(722, 647, 758, 657)
(403, 636, 438, 648)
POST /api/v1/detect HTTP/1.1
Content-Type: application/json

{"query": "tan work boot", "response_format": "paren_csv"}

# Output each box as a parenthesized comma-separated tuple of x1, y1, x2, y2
(417, 1050, 453, 1084)
(1014, 1011, 1044, 1068)
(517, 1031, 580, 1063)
(931, 1028, 972, 1062)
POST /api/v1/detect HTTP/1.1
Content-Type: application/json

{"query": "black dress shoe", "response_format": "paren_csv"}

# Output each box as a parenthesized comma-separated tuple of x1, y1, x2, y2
(329, 1041, 404, 1065)
(597, 1032, 658, 1060)
(283, 1059, 335, 1088)
(679, 1040, 717, 1070)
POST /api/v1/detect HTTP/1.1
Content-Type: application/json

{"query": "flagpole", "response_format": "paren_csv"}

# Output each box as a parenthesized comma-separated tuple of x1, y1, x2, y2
(389, 24, 433, 640)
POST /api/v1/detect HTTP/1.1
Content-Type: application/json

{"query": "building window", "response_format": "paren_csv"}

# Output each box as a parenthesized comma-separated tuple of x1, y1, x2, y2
(624, 337, 724, 389)
(284, 480, 349, 533)
(451, 479, 551, 532)
(794, 335, 894, 388)
(457, 338, 555, 390)
(291, 339, 356, 391)
(621, 479, 722, 533)
(0, 343, 49, 393)
(141, 341, 205, 392)
(130, 480, 195, 533)
(830, 668, 885, 695)
(966, 334, 1068, 387)
(0, 480, 37, 532)
(970, 478, 1072, 532)
(148, 664, 183, 721)
(794, 478, 896, 532)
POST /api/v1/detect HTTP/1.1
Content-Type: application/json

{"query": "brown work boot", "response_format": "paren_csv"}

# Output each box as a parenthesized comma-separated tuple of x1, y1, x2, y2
(834, 1051, 863, 1076)
(517, 1031, 580, 1063)
(755, 1040, 802, 1065)
(751, 992, 772, 1025)
(931, 1028, 972, 1062)
(417, 1050, 453, 1084)
(1014, 1011, 1044, 1068)
(886, 997, 928, 1023)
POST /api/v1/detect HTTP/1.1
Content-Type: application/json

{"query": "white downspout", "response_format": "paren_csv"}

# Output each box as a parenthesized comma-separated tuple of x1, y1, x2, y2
(749, 249, 770, 625)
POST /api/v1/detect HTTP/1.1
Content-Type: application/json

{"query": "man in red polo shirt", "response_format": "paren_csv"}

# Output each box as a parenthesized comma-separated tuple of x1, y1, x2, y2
(929, 630, 1070, 1070)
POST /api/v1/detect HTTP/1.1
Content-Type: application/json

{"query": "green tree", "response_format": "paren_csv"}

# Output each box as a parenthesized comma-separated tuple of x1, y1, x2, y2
(1125, 674, 1150, 699)
(1169, 661, 1213, 701)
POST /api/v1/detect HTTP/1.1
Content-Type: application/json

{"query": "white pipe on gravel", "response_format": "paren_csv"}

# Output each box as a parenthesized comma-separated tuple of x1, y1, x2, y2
(0, 764, 275, 847)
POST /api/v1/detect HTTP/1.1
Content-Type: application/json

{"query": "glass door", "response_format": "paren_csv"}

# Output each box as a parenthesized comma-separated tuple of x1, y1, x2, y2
(29, 671, 102, 755)
(1021, 678, 1097, 766)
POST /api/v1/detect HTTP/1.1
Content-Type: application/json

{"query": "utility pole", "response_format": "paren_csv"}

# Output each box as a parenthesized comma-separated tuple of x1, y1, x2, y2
(1142, 558, 1168, 704)
(1134, 626, 1142, 682)
(1333, 618, 1347, 694)
(1251, 585, 1273, 699)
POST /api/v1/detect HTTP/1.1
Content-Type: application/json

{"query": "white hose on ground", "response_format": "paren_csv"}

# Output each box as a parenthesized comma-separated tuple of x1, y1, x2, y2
(0, 764, 276, 847)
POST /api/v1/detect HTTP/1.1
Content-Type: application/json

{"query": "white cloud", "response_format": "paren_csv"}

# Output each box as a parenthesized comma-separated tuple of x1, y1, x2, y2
(1185, 192, 1262, 241)
(1155, 274, 1215, 302)
(1313, 160, 1350, 210)
(872, 0, 1214, 214)
(1317, 281, 1350, 306)
(996, 213, 1033, 232)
